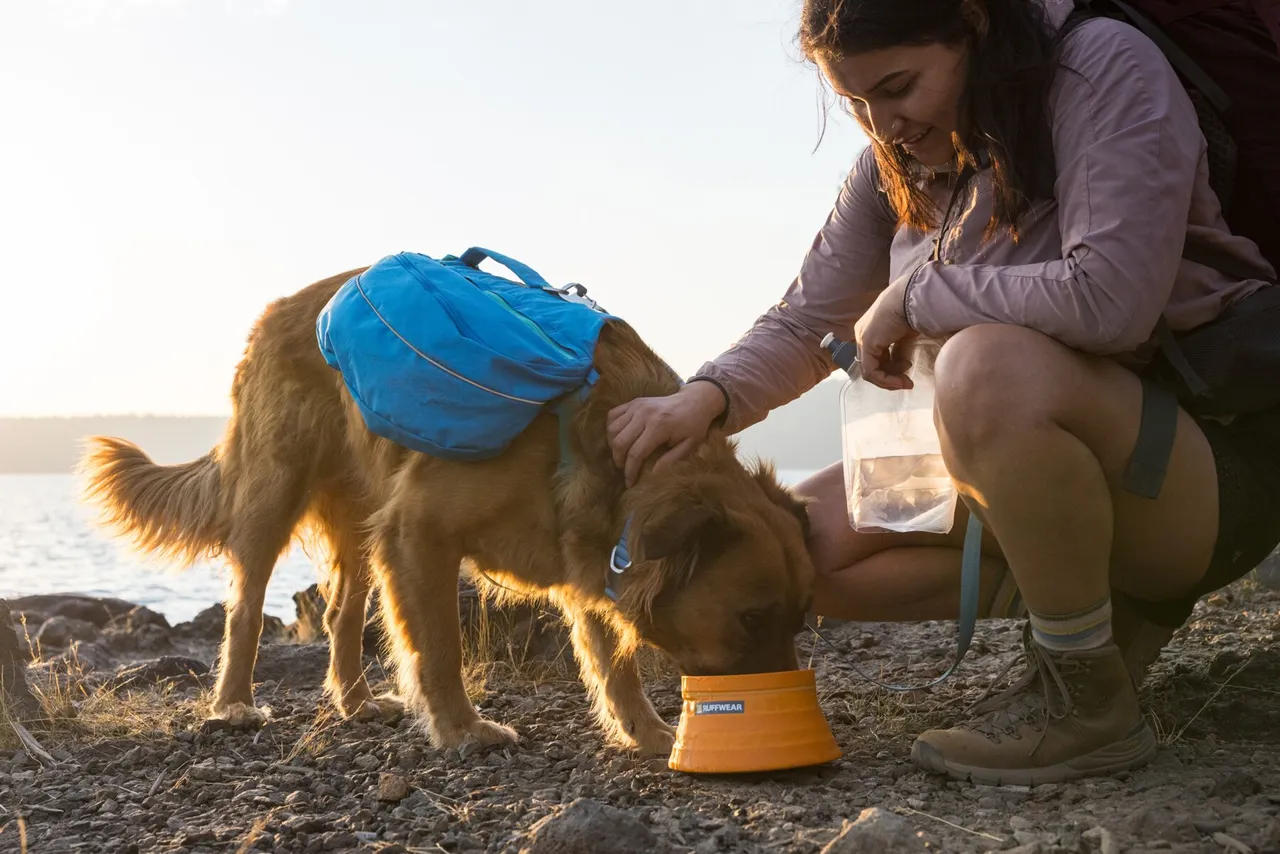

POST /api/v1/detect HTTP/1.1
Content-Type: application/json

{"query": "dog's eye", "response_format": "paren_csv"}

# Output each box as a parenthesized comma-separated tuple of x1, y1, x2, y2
(739, 609, 767, 632)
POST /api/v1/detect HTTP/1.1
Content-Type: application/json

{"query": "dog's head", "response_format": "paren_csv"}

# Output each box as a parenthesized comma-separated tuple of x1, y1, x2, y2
(617, 458, 815, 676)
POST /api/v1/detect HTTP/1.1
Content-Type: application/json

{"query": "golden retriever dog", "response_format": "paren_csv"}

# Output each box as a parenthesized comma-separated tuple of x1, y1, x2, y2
(79, 265, 814, 754)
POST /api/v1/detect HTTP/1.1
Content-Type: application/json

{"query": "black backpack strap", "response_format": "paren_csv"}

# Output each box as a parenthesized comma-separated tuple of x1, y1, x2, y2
(1105, 0, 1234, 112)
(1123, 372, 1182, 498)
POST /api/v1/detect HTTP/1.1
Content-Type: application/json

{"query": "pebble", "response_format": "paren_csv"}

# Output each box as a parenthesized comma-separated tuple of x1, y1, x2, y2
(188, 765, 222, 783)
(377, 772, 410, 803)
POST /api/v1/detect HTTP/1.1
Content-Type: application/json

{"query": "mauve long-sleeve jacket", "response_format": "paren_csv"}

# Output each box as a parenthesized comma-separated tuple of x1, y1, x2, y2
(690, 0, 1275, 435)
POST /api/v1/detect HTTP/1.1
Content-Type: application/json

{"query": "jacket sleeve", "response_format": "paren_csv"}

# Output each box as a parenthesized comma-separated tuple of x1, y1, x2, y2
(902, 18, 1205, 354)
(689, 146, 897, 434)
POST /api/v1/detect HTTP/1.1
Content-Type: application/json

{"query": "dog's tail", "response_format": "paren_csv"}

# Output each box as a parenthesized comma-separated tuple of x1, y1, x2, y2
(78, 437, 227, 567)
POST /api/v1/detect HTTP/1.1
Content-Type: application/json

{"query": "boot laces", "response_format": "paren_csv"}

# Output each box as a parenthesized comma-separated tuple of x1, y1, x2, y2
(965, 624, 1080, 750)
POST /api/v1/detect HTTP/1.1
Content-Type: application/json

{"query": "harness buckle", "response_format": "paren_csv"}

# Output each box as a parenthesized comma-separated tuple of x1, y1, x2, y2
(546, 282, 601, 311)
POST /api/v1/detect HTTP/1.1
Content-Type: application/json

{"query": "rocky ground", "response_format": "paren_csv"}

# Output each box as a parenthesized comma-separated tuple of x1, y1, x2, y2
(1, 566, 1279, 854)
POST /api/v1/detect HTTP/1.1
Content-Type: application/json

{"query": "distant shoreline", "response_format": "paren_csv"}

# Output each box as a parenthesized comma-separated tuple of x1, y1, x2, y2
(0, 381, 847, 474)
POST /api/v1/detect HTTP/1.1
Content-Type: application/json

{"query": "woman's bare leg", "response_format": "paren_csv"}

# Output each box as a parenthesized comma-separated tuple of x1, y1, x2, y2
(908, 324, 1218, 784)
(793, 462, 1013, 622)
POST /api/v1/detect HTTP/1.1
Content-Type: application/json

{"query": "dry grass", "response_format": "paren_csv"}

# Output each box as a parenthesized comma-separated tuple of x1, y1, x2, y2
(458, 594, 577, 703)
(0, 816, 29, 854)
(2, 641, 202, 755)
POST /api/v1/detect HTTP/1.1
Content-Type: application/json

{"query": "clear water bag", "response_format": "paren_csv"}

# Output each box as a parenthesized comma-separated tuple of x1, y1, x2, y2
(823, 335, 958, 535)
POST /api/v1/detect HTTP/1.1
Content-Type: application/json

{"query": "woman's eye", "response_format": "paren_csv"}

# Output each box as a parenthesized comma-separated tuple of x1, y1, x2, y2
(884, 80, 913, 98)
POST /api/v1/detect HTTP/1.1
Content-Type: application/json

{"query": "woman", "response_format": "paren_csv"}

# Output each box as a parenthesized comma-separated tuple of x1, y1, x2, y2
(607, 0, 1280, 784)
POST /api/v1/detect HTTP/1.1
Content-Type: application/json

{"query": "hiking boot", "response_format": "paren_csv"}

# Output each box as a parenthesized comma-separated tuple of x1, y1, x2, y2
(910, 624, 1158, 786)
(985, 568, 1176, 687)
(1110, 592, 1178, 688)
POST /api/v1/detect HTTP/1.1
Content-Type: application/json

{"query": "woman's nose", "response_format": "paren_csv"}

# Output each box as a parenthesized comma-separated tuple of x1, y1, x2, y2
(867, 106, 903, 144)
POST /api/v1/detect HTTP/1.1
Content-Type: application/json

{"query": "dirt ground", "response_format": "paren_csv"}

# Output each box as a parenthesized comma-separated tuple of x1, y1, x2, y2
(2, 574, 1278, 854)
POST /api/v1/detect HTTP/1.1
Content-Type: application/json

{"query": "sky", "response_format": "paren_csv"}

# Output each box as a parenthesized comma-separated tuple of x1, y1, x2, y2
(1, 0, 867, 417)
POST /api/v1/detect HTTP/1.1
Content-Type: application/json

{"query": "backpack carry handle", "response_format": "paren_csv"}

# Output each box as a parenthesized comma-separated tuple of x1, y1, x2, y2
(459, 247, 552, 291)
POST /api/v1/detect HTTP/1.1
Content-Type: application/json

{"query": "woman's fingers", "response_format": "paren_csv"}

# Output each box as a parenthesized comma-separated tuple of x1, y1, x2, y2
(606, 402, 632, 435)
(653, 436, 699, 476)
(608, 409, 645, 470)
(624, 422, 668, 488)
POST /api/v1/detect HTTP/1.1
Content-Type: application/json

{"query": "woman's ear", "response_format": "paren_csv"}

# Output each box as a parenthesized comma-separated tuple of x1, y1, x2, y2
(961, 0, 990, 38)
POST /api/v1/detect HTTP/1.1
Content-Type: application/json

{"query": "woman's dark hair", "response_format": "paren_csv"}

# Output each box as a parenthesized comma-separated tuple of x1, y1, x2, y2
(800, 0, 1059, 241)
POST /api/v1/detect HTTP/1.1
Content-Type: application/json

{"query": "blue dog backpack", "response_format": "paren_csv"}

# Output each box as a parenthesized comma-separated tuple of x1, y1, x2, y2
(315, 247, 619, 461)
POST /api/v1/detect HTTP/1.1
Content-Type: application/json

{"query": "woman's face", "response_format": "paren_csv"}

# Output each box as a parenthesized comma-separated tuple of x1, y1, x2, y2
(819, 42, 968, 168)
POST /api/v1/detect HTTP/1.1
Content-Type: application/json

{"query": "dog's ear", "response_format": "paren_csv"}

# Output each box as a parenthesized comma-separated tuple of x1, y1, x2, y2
(749, 461, 812, 541)
(623, 498, 734, 617)
(635, 502, 720, 562)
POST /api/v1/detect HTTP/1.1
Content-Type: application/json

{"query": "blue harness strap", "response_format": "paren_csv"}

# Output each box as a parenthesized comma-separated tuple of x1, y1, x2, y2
(605, 515, 633, 602)
(546, 366, 634, 602)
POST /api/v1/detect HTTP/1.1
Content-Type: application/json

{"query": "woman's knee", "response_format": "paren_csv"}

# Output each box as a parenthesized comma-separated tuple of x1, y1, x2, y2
(933, 324, 1082, 452)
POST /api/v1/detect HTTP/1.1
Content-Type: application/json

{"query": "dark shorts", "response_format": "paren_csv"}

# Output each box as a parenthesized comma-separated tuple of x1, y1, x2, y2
(1130, 404, 1280, 628)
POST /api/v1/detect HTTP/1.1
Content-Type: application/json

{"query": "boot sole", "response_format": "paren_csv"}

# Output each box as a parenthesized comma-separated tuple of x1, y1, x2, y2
(911, 722, 1159, 787)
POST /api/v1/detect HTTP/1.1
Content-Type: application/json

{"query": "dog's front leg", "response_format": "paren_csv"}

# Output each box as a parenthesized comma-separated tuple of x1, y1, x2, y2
(562, 603, 675, 756)
(373, 529, 517, 749)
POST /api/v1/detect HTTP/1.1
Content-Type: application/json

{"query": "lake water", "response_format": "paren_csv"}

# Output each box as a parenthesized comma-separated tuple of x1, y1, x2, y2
(0, 470, 818, 624)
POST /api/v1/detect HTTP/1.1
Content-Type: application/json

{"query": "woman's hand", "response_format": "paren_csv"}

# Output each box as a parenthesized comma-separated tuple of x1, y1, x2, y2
(854, 277, 918, 390)
(607, 380, 727, 488)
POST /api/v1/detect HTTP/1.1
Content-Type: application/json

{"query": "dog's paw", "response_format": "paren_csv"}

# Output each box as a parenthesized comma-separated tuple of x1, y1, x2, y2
(434, 716, 518, 750)
(465, 719, 519, 747)
(353, 694, 405, 723)
(633, 722, 676, 757)
(209, 702, 269, 729)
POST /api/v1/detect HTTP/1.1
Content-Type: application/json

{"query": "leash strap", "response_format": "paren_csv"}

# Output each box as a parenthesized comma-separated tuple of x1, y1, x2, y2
(814, 511, 983, 692)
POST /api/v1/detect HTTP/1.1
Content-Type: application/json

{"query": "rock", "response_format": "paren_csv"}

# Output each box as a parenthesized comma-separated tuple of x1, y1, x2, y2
(457, 578, 567, 664)
(292, 585, 328, 644)
(35, 615, 100, 648)
(1082, 826, 1119, 854)
(179, 602, 289, 644)
(1212, 832, 1254, 854)
(516, 798, 669, 854)
(7, 594, 141, 628)
(104, 656, 209, 691)
(1124, 806, 1198, 843)
(1253, 547, 1280, 589)
(290, 584, 383, 649)
(189, 763, 223, 783)
(377, 773, 410, 803)
(1212, 771, 1262, 803)
(0, 600, 41, 722)
(248, 645, 337, 689)
(1194, 819, 1228, 836)
(102, 621, 172, 654)
(177, 604, 228, 641)
(106, 605, 170, 632)
(820, 808, 927, 853)
(319, 830, 357, 850)
(1210, 649, 1248, 677)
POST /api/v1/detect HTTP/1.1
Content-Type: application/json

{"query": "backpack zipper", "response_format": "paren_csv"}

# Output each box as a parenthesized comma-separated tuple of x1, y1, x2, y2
(485, 291, 577, 359)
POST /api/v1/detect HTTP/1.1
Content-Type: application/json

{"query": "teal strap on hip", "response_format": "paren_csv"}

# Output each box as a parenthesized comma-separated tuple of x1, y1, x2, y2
(810, 510, 984, 692)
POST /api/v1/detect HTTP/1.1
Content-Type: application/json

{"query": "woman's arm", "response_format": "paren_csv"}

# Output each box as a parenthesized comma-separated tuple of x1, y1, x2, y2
(903, 17, 1206, 355)
(689, 145, 897, 434)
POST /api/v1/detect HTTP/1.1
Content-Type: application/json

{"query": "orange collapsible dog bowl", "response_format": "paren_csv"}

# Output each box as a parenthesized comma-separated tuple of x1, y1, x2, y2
(668, 669, 842, 774)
